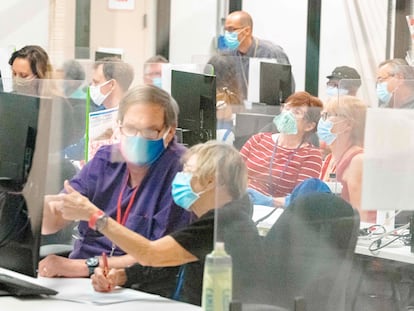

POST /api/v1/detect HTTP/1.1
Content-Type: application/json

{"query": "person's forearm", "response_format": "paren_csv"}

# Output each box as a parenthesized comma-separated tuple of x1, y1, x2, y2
(42, 197, 71, 234)
(107, 254, 137, 269)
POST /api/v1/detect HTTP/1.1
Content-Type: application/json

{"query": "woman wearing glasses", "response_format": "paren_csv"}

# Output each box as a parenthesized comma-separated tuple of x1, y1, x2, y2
(240, 91, 323, 207)
(318, 95, 375, 222)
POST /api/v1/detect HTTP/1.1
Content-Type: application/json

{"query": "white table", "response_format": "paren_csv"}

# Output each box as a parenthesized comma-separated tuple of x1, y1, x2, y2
(0, 268, 201, 311)
(355, 239, 414, 264)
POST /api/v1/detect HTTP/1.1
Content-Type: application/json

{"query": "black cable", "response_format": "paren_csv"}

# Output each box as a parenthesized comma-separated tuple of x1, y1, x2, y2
(254, 207, 279, 226)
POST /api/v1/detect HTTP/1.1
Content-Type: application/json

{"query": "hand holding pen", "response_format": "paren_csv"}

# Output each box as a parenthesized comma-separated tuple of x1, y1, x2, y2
(91, 252, 126, 292)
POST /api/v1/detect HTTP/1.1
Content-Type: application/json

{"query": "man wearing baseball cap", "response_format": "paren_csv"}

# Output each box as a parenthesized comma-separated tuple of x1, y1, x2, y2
(326, 66, 361, 97)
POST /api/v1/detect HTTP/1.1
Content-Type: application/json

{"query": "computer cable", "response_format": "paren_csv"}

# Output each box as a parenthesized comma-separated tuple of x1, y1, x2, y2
(368, 222, 410, 252)
(254, 207, 279, 226)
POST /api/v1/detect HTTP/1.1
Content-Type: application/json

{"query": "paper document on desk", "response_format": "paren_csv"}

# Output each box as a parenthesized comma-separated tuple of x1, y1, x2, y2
(253, 205, 283, 235)
(37, 277, 166, 305)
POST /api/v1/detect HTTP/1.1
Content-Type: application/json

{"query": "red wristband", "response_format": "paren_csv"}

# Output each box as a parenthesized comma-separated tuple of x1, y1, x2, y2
(88, 210, 105, 230)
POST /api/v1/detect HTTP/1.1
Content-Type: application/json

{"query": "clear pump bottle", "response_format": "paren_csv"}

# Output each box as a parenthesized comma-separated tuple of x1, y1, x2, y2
(201, 242, 232, 311)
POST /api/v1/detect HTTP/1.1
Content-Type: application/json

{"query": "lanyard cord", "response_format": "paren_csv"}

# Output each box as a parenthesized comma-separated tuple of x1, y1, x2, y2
(116, 171, 139, 225)
(239, 38, 259, 95)
(110, 171, 139, 256)
(268, 136, 304, 194)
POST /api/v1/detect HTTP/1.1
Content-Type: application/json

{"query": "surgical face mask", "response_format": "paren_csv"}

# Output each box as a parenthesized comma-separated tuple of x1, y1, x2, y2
(171, 172, 206, 210)
(326, 86, 349, 97)
(273, 110, 298, 135)
(120, 130, 168, 166)
(223, 31, 240, 50)
(376, 82, 392, 104)
(89, 80, 113, 107)
(12, 76, 38, 95)
(317, 118, 337, 145)
(152, 77, 162, 88)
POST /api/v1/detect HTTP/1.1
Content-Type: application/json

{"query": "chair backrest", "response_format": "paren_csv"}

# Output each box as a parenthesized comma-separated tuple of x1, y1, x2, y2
(262, 192, 360, 311)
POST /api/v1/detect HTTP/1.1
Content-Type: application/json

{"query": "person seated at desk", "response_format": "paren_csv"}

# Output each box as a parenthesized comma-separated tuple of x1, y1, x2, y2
(143, 55, 168, 88)
(325, 65, 362, 98)
(8, 45, 54, 96)
(207, 54, 245, 145)
(241, 91, 323, 207)
(40, 85, 191, 279)
(317, 95, 376, 223)
(63, 57, 135, 161)
(51, 140, 264, 306)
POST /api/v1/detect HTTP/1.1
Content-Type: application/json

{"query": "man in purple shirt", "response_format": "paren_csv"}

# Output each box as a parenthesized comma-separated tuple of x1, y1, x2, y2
(40, 84, 191, 280)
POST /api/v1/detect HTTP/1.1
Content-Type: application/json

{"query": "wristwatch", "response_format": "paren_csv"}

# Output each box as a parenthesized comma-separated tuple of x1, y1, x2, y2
(85, 256, 99, 277)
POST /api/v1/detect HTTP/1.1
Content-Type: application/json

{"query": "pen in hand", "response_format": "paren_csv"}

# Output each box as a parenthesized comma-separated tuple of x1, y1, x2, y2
(102, 251, 109, 277)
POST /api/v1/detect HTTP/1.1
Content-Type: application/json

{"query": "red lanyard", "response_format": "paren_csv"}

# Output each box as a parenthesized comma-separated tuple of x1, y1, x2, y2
(116, 171, 139, 226)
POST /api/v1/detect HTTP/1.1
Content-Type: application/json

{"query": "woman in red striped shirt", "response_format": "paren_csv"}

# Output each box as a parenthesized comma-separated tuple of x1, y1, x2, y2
(240, 91, 323, 206)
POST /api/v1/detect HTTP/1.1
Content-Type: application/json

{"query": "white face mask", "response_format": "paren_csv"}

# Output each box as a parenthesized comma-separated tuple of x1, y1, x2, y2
(89, 79, 113, 107)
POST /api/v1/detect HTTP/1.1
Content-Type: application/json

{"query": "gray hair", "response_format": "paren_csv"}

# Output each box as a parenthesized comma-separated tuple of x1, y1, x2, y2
(117, 84, 179, 127)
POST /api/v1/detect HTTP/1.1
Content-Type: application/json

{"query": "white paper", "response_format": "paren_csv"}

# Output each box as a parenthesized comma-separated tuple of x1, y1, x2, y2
(87, 107, 119, 161)
(362, 108, 414, 211)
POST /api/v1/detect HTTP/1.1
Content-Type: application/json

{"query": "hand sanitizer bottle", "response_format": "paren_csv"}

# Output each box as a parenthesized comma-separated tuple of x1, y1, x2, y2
(202, 242, 232, 311)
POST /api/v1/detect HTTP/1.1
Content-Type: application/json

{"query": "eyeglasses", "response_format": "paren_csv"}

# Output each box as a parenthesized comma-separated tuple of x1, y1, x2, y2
(119, 125, 165, 140)
(224, 26, 245, 33)
(320, 111, 341, 121)
(376, 74, 394, 84)
(280, 103, 306, 119)
(326, 81, 339, 88)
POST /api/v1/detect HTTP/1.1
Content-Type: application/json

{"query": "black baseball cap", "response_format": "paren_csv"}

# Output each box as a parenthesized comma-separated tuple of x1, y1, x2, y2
(327, 66, 361, 80)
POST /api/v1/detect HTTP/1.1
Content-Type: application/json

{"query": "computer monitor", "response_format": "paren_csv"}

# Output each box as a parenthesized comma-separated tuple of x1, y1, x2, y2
(0, 92, 51, 277)
(171, 70, 216, 147)
(259, 62, 293, 105)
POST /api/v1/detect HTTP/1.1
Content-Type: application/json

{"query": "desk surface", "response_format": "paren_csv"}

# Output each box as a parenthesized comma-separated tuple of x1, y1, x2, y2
(0, 268, 201, 311)
(355, 238, 414, 264)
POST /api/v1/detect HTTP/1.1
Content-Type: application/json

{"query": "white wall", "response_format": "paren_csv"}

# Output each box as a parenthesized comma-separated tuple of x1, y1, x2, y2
(0, 0, 49, 80)
(0, 0, 49, 50)
(169, 0, 390, 106)
(169, 0, 218, 64)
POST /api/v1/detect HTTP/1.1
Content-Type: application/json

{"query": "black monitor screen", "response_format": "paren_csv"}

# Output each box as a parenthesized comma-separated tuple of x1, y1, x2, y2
(260, 62, 293, 105)
(171, 70, 216, 147)
(0, 92, 50, 277)
(0, 92, 39, 186)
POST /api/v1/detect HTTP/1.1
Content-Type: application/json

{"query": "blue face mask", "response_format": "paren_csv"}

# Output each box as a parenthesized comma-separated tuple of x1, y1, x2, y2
(152, 77, 162, 89)
(223, 31, 240, 50)
(376, 82, 392, 104)
(121, 134, 166, 166)
(171, 172, 205, 210)
(273, 110, 298, 135)
(317, 118, 337, 145)
(326, 86, 349, 97)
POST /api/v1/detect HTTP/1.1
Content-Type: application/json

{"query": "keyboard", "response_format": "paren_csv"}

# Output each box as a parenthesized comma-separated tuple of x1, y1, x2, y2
(0, 273, 58, 296)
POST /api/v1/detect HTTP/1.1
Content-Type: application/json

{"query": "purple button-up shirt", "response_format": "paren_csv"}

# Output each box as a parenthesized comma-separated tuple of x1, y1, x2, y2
(68, 140, 191, 259)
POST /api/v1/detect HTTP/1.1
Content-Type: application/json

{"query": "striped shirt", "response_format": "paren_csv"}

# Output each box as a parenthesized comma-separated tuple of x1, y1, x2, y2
(240, 133, 322, 197)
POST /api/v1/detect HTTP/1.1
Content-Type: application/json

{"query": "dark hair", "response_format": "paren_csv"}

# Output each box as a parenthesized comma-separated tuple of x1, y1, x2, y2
(63, 59, 85, 80)
(93, 57, 134, 91)
(9, 45, 52, 79)
(207, 54, 243, 105)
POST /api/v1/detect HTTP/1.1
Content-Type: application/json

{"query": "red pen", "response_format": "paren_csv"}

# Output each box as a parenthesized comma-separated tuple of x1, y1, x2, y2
(102, 252, 109, 277)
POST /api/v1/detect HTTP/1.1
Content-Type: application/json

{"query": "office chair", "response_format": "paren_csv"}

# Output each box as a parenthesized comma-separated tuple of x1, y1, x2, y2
(262, 192, 360, 311)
